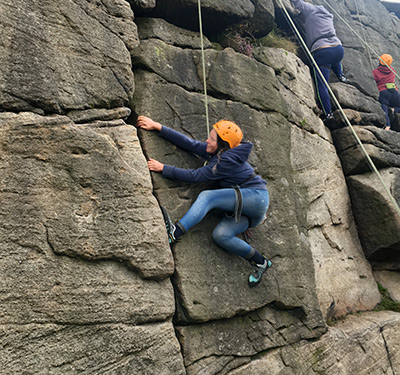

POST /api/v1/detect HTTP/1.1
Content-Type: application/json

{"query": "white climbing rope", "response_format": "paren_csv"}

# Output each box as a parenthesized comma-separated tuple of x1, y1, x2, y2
(354, 0, 374, 71)
(321, 0, 400, 78)
(197, 0, 210, 137)
(278, 0, 400, 218)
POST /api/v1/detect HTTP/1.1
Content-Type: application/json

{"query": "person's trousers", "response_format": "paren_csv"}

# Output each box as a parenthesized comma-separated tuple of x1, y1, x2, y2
(312, 45, 345, 116)
(379, 89, 400, 127)
(179, 188, 269, 259)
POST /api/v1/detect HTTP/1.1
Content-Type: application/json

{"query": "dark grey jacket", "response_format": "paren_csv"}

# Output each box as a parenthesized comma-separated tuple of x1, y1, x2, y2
(290, 0, 342, 52)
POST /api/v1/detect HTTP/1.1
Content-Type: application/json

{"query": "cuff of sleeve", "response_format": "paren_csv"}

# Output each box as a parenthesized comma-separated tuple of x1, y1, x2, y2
(159, 125, 166, 138)
(162, 164, 174, 179)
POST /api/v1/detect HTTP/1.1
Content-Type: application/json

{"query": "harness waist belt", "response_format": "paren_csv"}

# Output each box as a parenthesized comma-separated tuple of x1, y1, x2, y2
(386, 82, 396, 89)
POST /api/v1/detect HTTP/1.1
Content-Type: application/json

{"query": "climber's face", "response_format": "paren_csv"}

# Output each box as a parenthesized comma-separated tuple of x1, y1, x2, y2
(206, 129, 218, 154)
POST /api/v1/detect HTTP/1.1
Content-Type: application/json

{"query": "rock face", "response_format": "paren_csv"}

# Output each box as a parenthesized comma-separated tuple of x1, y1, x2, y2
(0, 0, 138, 114)
(0, 111, 184, 373)
(333, 126, 400, 264)
(146, 0, 275, 36)
(229, 311, 400, 374)
(0, 0, 400, 374)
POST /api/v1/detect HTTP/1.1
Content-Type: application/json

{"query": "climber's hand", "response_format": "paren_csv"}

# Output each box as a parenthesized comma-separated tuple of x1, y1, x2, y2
(147, 158, 164, 172)
(136, 115, 162, 131)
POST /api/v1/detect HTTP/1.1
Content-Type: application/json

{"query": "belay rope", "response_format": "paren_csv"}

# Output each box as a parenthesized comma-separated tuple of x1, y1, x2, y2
(197, 0, 210, 137)
(196, 0, 400, 218)
(277, 0, 400, 219)
(321, 0, 400, 79)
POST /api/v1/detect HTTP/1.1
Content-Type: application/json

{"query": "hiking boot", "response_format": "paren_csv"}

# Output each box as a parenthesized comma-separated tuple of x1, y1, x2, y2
(338, 75, 350, 83)
(248, 259, 272, 287)
(160, 206, 177, 244)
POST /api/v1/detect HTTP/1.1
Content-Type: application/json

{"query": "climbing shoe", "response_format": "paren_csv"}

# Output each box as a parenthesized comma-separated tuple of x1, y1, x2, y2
(338, 75, 350, 84)
(323, 113, 334, 121)
(160, 206, 176, 244)
(248, 259, 272, 287)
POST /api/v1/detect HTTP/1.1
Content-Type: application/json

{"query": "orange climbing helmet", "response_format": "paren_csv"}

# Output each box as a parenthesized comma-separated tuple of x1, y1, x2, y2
(213, 120, 243, 149)
(379, 54, 393, 67)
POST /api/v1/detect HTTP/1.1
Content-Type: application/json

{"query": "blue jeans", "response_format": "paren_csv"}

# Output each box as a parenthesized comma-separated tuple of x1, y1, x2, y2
(379, 89, 400, 127)
(179, 188, 269, 259)
(312, 45, 344, 115)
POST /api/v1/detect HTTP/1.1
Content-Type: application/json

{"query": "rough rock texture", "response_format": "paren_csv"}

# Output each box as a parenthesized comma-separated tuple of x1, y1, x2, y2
(1, 0, 400, 373)
(0, 0, 138, 114)
(136, 17, 212, 49)
(2, 322, 185, 374)
(333, 126, 400, 262)
(147, 0, 275, 36)
(333, 126, 400, 176)
(228, 311, 400, 374)
(0, 111, 184, 372)
(374, 270, 400, 302)
(131, 18, 380, 325)
(347, 168, 400, 261)
(290, 126, 380, 319)
(330, 83, 386, 127)
(128, 0, 156, 13)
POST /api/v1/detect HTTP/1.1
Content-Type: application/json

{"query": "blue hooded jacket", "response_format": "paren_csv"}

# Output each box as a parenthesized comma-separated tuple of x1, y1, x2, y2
(159, 126, 267, 190)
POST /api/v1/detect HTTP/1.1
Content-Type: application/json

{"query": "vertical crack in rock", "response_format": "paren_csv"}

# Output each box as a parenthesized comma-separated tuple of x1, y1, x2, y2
(381, 326, 395, 373)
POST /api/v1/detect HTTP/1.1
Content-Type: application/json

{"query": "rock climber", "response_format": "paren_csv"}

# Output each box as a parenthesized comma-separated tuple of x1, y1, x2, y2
(290, 0, 349, 122)
(372, 53, 400, 131)
(136, 115, 272, 287)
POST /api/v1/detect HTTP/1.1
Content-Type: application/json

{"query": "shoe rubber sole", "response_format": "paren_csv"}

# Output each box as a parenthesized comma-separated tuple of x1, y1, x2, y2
(248, 259, 272, 287)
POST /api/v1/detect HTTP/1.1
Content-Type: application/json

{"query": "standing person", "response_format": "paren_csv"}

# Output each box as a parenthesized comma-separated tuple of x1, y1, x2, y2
(290, 0, 348, 122)
(372, 54, 400, 131)
(136, 115, 272, 287)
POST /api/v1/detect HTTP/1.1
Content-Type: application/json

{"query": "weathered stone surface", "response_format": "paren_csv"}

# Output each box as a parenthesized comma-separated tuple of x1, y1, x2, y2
(347, 168, 400, 261)
(374, 270, 400, 302)
(291, 126, 381, 319)
(0, 112, 176, 323)
(228, 311, 400, 374)
(177, 306, 326, 375)
(131, 39, 204, 92)
(330, 83, 386, 127)
(147, 0, 274, 36)
(0, 0, 137, 114)
(132, 70, 325, 327)
(132, 17, 381, 326)
(177, 308, 326, 375)
(128, 0, 156, 12)
(3, 0, 400, 372)
(131, 29, 287, 115)
(254, 46, 330, 139)
(147, 0, 254, 33)
(330, 83, 383, 114)
(0, 111, 183, 371)
(0, 322, 185, 374)
(336, 108, 386, 128)
(333, 125, 400, 175)
(67, 107, 132, 123)
(136, 17, 212, 49)
(0, 111, 174, 280)
(246, 0, 275, 37)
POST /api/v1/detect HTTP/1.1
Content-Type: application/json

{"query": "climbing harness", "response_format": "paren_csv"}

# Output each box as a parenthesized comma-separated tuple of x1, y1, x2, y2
(278, 0, 400, 219)
(197, 0, 210, 137)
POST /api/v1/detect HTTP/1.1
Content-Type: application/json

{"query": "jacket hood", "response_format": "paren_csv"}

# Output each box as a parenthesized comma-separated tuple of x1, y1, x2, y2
(377, 65, 393, 75)
(221, 142, 253, 163)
